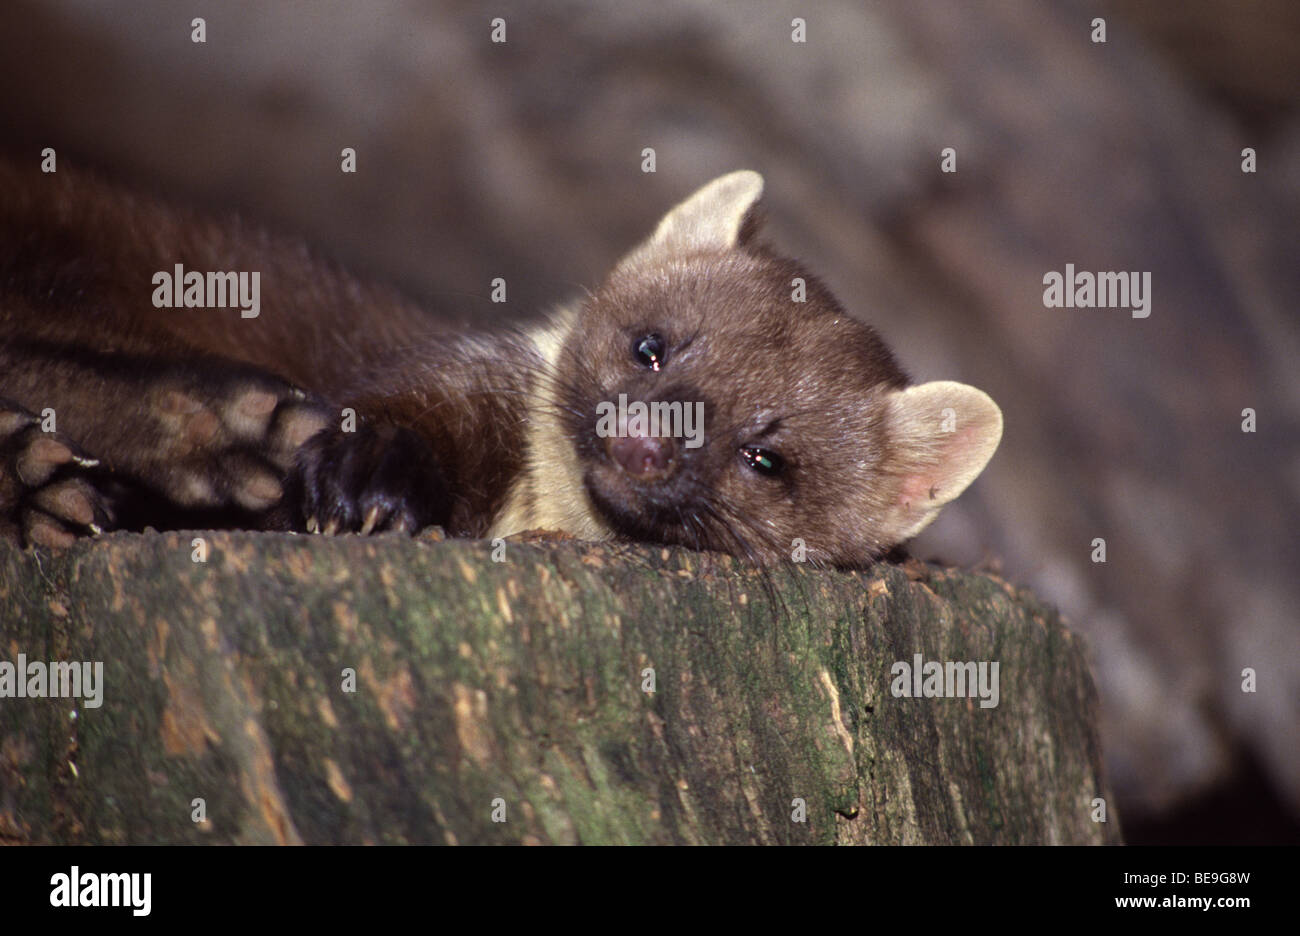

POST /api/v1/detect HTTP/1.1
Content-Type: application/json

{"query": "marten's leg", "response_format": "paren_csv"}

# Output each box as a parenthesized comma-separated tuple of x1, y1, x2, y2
(282, 333, 538, 539)
(0, 342, 466, 545)
(0, 341, 332, 544)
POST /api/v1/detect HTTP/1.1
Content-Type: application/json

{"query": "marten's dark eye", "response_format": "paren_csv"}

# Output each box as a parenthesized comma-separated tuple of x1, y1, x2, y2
(740, 446, 784, 477)
(633, 334, 665, 371)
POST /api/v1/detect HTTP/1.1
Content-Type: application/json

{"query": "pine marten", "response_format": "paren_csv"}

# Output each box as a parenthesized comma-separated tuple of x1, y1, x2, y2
(0, 160, 1002, 567)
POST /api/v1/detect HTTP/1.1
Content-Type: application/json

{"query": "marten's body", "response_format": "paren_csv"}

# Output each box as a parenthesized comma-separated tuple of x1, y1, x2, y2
(0, 161, 1002, 565)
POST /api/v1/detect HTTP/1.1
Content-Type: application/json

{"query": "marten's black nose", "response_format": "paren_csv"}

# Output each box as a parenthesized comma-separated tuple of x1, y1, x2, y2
(607, 433, 676, 480)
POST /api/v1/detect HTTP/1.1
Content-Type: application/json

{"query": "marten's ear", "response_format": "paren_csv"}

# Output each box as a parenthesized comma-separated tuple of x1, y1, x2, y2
(877, 381, 1003, 545)
(643, 171, 764, 255)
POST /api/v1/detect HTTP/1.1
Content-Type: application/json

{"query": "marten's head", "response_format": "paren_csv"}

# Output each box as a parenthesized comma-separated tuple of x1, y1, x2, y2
(540, 171, 1002, 567)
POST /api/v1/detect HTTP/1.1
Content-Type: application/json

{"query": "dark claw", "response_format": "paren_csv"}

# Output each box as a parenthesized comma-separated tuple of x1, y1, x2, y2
(284, 423, 449, 536)
(0, 398, 117, 547)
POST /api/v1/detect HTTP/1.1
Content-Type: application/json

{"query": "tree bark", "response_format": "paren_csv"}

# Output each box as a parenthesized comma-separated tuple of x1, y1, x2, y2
(0, 531, 1120, 844)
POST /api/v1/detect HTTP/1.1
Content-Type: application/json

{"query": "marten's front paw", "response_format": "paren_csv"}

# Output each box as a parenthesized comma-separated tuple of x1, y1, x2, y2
(285, 424, 449, 535)
(0, 401, 115, 548)
(137, 374, 330, 512)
